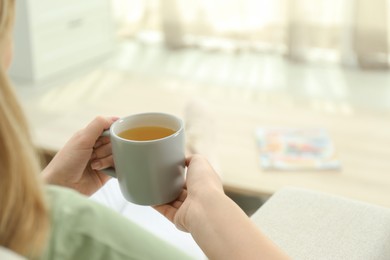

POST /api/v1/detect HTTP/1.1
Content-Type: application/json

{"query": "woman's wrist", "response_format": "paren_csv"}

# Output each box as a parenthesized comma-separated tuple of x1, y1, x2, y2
(41, 167, 57, 184)
(184, 186, 228, 233)
(41, 163, 66, 186)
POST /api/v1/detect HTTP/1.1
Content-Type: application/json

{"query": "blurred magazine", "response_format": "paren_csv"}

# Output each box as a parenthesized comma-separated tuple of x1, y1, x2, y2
(256, 127, 341, 171)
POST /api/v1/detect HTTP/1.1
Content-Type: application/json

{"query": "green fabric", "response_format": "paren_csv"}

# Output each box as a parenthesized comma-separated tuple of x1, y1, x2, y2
(41, 186, 193, 260)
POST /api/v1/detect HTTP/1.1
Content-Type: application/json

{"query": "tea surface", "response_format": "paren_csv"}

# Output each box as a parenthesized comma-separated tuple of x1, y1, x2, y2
(118, 126, 175, 141)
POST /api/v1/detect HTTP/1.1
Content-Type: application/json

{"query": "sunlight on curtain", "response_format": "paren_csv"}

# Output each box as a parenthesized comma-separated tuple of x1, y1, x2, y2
(110, 0, 390, 69)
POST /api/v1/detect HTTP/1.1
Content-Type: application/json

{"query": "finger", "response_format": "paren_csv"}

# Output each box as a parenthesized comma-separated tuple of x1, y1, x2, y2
(84, 116, 118, 141)
(91, 155, 114, 170)
(154, 205, 178, 223)
(93, 143, 112, 159)
(94, 136, 111, 148)
(171, 200, 183, 209)
(177, 189, 187, 202)
(185, 154, 207, 166)
(96, 171, 112, 185)
(167, 190, 186, 209)
(73, 117, 118, 150)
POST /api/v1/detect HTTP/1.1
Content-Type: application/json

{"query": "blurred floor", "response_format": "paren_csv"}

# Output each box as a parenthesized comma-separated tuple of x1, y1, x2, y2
(103, 40, 390, 114)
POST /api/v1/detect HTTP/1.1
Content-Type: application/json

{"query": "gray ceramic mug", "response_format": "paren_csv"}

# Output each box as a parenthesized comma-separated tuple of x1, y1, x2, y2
(102, 113, 185, 206)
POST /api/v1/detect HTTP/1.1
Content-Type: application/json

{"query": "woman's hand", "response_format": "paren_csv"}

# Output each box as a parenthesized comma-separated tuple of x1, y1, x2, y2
(42, 116, 118, 195)
(154, 155, 224, 232)
(155, 155, 290, 260)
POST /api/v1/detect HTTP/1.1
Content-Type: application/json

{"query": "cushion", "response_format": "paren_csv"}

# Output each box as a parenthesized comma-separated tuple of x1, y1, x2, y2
(251, 187, 390, 260)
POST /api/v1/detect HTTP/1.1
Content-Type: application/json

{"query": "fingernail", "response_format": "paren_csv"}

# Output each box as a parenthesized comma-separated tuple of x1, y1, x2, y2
(91, 161, 101, 170)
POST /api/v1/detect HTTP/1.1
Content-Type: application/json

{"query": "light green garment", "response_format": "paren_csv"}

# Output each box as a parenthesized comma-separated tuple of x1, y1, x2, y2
(41, 186, 193, 260)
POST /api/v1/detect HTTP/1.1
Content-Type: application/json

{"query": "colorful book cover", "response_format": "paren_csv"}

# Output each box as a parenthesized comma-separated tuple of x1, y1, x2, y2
(255, 127, 341, 171)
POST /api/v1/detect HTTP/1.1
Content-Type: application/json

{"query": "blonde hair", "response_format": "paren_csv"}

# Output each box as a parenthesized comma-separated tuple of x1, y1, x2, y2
(0, 0, 50, 258)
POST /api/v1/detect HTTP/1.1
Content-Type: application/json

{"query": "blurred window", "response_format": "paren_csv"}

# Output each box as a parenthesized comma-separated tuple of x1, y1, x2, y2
(111, 0, 390, 69)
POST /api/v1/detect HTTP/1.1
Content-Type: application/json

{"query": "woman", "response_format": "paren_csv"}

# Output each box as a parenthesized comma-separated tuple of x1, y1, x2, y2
(0, 0, 289, 259)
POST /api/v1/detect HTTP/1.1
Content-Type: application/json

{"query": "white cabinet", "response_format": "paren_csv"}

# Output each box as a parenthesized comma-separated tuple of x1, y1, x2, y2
(10, 0, 115, 82)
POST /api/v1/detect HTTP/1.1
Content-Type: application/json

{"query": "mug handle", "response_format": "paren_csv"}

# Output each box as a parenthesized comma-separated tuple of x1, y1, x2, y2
(100, 129, 117, 178)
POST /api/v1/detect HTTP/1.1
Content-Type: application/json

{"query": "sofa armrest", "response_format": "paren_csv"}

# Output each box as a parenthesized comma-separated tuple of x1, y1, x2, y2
(251, 187, 390, 260)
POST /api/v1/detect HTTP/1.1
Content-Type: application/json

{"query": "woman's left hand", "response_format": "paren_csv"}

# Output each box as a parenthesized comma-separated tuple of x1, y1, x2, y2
(42, 116, 118, 195)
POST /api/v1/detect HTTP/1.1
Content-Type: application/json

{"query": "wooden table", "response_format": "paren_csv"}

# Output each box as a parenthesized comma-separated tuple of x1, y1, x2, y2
(15, 67, 390, 208)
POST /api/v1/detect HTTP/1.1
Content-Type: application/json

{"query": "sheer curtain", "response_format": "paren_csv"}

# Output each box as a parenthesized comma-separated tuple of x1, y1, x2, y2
(111, 0, 390, 69)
